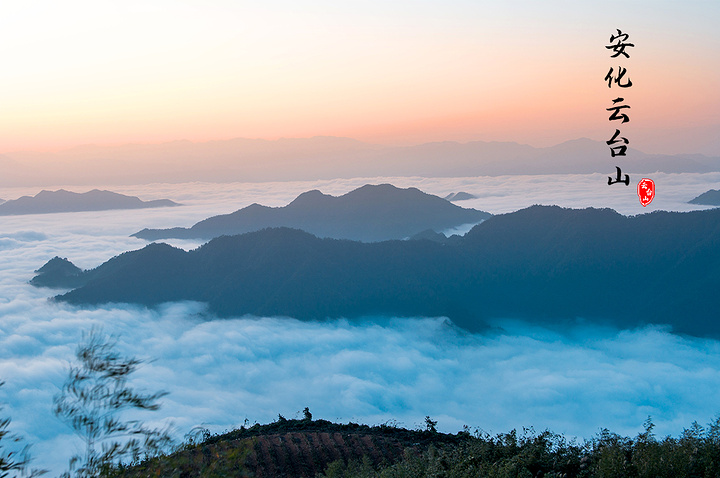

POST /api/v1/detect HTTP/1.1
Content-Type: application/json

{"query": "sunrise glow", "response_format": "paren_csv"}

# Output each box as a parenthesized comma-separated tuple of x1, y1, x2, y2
(1, 1, 718, 155)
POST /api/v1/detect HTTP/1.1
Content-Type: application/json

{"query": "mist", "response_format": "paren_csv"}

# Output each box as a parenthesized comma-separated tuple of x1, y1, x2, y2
(2, 173, 720, 474)
(3, 138, 720, 188)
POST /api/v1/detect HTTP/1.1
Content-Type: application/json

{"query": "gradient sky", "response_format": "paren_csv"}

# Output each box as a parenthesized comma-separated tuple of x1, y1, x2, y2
(1, 0, 719, 155)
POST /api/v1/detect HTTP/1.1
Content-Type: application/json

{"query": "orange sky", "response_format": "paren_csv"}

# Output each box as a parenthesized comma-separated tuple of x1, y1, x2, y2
(1, 1, 718, 155)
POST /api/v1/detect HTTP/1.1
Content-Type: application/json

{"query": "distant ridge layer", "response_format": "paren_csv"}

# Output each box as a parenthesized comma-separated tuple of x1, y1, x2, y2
(444, 191, 477, 201)
(0, 189, 179, 215)
(5, 137, 720, 187)
(689, 189, 720, 206)
(132, 183, 490, 242)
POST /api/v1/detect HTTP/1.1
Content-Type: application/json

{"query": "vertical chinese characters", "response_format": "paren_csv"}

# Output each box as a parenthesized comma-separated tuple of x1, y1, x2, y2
(605, 29, 634, 186)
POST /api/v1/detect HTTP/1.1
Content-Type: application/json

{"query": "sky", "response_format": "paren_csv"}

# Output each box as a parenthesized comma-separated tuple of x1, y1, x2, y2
(1, 174, 720, 474)
(1, 0, 719, 155)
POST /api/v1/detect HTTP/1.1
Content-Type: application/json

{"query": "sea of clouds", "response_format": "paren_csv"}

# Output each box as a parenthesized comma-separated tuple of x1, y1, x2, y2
(1, 173, 720, 474)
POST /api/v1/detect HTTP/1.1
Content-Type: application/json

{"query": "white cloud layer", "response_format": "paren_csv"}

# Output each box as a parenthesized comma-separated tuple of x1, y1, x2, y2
(1, 174, 719, 474)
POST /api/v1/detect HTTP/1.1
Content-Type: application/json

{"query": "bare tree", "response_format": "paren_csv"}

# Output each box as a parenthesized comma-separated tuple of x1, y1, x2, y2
(53, 328, 172, 477)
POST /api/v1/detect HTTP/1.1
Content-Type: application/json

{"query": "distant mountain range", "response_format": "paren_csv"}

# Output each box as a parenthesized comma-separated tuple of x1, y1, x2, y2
(33, 205, 720, 337)
(689, 189, 720, 206)
(0, 189, 179, 215)
(132, 184, 490, 242)
(4, 136, 720, 186)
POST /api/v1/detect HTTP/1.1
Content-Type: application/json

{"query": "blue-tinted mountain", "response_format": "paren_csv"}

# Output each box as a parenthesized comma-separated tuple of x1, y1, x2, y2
(35, 205, 720, 337)
(30, 256, 85, 288)
(444, 192, 476, 201)
(0, 189, 179, 215)
(132, 184, 490, 242)
(689, 189, 720, 206)
(409, 229, 451, 243)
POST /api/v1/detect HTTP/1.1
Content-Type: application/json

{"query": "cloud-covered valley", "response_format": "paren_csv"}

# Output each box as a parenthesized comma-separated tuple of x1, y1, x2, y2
(1, 173, 720, 474)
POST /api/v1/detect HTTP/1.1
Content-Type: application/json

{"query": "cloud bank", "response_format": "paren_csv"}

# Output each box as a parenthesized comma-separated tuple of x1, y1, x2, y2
(1, 174, 720, 474)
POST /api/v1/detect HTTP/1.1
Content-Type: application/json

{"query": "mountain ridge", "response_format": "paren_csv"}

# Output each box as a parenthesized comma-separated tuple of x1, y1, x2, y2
(132, 184, 490, 242)
(0, 189, 180, 215)
(4, 136, 720, 186)
(34, 205, 720, 337)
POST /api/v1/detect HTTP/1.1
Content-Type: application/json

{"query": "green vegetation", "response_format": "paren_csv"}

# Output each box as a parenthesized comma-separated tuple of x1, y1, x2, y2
(317, 418, 720, 478)
(102, 414, 720, 478)
(42, 206, 720, 337)
(53, 328, 172, 477)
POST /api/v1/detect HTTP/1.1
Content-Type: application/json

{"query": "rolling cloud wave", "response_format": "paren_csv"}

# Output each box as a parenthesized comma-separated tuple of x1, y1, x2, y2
(2, 174, 719, 474)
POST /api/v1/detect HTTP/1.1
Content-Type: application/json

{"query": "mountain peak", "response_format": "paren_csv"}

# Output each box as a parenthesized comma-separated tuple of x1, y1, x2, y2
(287, 189, 333, 207)
(133, 183, 491, 242)
(30, 257, 84, 289)
(689, 189, 720, 206)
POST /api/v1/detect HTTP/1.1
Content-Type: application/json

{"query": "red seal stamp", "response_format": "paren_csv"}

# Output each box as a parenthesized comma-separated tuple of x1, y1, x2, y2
(637, 178, 655, 207)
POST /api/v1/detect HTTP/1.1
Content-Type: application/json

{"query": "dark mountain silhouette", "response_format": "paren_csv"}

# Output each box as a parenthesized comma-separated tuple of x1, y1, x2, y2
(0, 189, 179, 215)
(35, 205, 720, 337)
(689, 189, 720, 206)
(30, 257, 85, 289)
(444, 191, 476, 201)
(409, 229, 450, 243)
(132, 184, 490, 242)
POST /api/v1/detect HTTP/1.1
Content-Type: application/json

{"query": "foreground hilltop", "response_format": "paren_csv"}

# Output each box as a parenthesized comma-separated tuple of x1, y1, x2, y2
(0, 189, 179, 215)
(112, 415, 720, 478)
(117, 417, 465, 478)
(132, 183, 490, 242)
(33, 205, 720, 337)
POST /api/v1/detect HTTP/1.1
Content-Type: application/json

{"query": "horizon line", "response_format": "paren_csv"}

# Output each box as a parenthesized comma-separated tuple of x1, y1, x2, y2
(1, 136, 631, 156)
